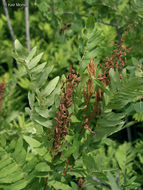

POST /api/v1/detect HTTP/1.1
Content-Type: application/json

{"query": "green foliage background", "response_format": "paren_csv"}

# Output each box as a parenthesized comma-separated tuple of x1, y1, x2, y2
(0, 0, 143, 189)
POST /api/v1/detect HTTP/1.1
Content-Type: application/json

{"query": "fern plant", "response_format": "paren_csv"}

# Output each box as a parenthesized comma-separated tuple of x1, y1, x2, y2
(1, 23, 143, 189)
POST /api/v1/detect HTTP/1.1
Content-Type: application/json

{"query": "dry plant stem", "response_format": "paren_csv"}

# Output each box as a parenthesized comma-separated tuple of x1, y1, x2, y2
(43, 177, 48, 190)
(2, 0, 16, 51)
(62, 156, 71, 177)
(25, 0, 31, 52)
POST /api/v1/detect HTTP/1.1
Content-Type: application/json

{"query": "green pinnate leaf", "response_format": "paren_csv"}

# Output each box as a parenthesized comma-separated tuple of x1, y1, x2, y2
(35, 162, 51, 172)
(23, 135, 41, 148)
(134, 102, 143, 112)
(27, 52, 44, 70)
(41, 76, 60, 97)
(26, 47, 37, 62)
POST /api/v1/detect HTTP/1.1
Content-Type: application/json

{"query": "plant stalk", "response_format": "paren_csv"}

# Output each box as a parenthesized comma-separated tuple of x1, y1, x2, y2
(2, 0, 16, 51)
(25, 0, 31, 52)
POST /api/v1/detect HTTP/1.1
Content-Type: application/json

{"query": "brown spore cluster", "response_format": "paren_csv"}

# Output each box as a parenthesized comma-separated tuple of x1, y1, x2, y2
(98, 41, 130, 86)
(54, 66, 81, 151)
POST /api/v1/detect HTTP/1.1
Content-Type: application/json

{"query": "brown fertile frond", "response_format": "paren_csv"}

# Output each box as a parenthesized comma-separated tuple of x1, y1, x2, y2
(81, 41, 129, 134)
(78, 178, 85, 190)
(88, 57, 96, 78)
(53, 66, 81, 151)
(97, 41, 130, 86)
(83, 75, 94, 106)
(83, 58, 96, 106)
(81, 58, 98, 134)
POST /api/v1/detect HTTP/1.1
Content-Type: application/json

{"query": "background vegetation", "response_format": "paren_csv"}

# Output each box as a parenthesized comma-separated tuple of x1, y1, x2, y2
(0, 0, 143, 189)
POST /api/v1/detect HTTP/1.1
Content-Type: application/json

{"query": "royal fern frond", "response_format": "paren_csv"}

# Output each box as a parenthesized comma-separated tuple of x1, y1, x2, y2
(0, 137, 38, 190)
(13, 40, 60, 129)
(94, 73, 143, 141)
